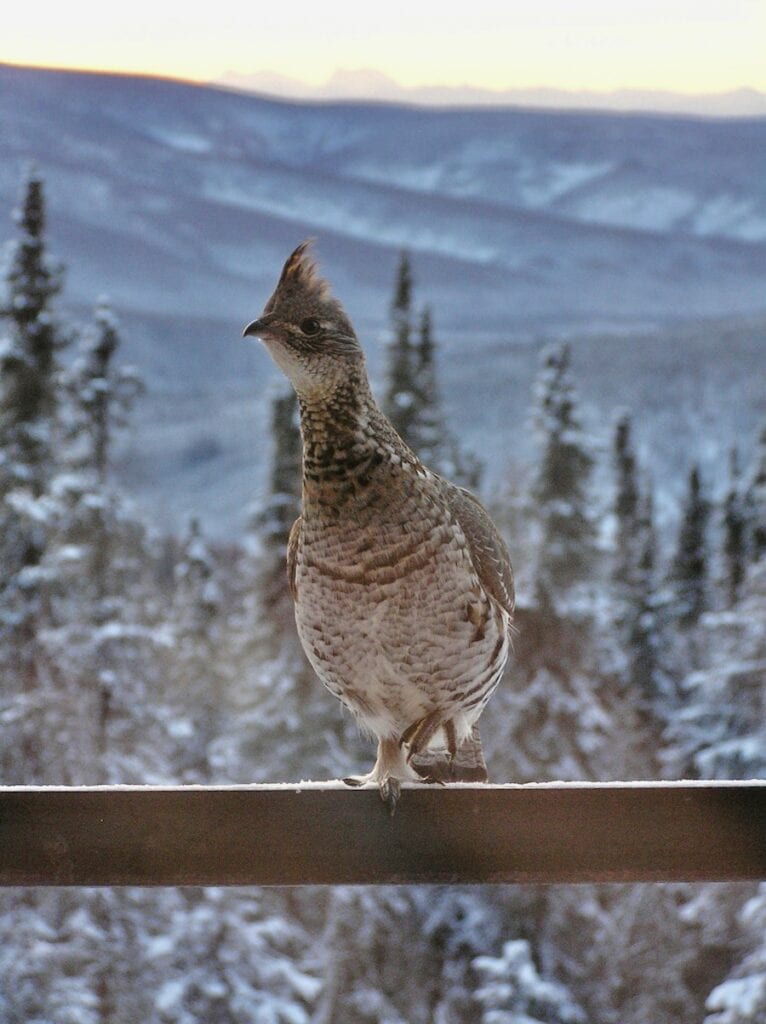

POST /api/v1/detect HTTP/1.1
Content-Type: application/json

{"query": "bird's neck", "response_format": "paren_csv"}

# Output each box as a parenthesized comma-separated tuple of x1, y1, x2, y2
(296, 370, 415, 503)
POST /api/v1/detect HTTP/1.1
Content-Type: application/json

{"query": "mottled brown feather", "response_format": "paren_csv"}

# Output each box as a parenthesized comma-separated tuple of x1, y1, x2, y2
(286, 515, 302, 601)
(445, 484, 515, 618)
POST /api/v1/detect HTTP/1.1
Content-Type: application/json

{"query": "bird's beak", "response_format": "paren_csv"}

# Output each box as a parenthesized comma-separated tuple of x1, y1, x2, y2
(242, 317, 269, 338)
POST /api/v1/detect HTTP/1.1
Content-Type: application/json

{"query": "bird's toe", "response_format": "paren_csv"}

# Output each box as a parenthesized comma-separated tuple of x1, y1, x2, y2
(379, 776, 401, 816)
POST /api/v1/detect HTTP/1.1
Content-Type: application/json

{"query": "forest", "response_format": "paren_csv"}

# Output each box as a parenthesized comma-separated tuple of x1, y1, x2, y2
(1, 168, 765, 1024)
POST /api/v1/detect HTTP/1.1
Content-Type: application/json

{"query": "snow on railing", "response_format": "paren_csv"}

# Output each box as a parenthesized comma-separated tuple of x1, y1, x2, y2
(1, 781, 765, 887)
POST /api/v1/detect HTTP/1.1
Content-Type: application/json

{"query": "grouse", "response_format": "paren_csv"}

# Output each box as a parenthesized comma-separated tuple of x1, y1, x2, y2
(243, 242, 514, 810)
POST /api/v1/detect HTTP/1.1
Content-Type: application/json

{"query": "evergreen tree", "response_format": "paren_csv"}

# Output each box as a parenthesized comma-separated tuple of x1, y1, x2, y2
(59, 300, 143, 603)
(0, 167, 67, 496)
(382, 258, 482, 487)
(545, 884, 713, 1024)
(531, 343, 597, 598)
(625, 483, 672, 716)
(312, 887, 504, 1024)
(257, 389, 302, 553)
(612, 411, 641, 591)
(172, 516, 225, 780)
(0, 168, 69, 718)
(418, 887, 508, 1023)
(314, 889, 414, 1024)
(382, 251, 419, 444)
(722, 447, 747, 606)
(667, 557, 766, 780)
(419, 305, 483, 489)
(175, 517, 221, 644)
(745, 418, 766, 563)
(147, 888, 320, 1023)
(473, 938, 586, 1023)
(668, 464, 711, 627)
(609, 418, 670, 728)
(410, 303, 442, 468)
(704, 885, 766, 1024)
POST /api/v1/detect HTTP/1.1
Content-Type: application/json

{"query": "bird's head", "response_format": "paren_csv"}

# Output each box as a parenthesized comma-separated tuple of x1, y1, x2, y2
(243, 241, 364, 398)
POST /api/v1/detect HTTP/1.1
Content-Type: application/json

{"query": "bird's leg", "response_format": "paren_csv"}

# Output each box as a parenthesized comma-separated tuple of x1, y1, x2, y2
(443, 719, 458, 762)
(401, 709, 445, 763)
(343, 737, 416, 815)
(403, 713, 460, 784)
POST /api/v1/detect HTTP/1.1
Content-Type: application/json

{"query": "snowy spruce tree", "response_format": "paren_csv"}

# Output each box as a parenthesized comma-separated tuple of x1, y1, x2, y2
(473, 938, 585, 1024)
(704, 884, 766, 1024)
(312, 885, 511, 1024)
(257, 388, 302, 554)
(251, 386, 302, 623)
(744, 418, 766, 563)
(0, 167, 67, 498)
(722, 448, 748, 607)
(382, 250, 418, 444)
(0, 168, 71, 768)
(612, 412, 642, 595)
(382, 253, 481, 487)
(31, 298, 176, 786)
(56, 300, 144, 604)
(145, 888, 320, 1024)
(667, 464, 711, 627)
(666, 556, 766, 780)
(609, 416, 671, 734)
(542, 873, 758, 1024)
(314, 888, 421, 1024)
(170, 515, 228, 780)
(417, 886, 510, 1024)
(531, 342, 597, 602)
(485, 346, 665, 785)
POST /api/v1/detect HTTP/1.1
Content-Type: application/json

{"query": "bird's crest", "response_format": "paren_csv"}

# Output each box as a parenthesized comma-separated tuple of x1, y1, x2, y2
(266, 239, 331, 312)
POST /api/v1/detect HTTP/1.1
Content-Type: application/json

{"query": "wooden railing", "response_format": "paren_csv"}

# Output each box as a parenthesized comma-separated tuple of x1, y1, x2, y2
(1, 781, 765, 887)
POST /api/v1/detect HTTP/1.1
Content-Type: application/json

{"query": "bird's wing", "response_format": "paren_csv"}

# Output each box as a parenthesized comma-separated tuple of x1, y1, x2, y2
(286, 515, 302, 601)
(445, 484, 515, 617)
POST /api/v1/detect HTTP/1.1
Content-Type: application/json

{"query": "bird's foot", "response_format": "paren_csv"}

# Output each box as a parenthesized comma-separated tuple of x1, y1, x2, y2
(343, 738, 415, 815)
(342, 772, 399, 813)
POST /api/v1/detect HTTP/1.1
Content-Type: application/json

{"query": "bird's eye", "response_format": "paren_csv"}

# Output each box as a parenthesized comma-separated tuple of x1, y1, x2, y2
(300, 318, 321, 335)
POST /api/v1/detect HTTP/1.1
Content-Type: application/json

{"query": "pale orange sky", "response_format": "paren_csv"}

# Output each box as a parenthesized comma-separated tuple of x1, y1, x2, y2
(2, 0, 765, 93)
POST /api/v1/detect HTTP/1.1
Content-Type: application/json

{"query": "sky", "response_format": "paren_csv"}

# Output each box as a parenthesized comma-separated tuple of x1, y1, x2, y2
(2, 0, 765, 94)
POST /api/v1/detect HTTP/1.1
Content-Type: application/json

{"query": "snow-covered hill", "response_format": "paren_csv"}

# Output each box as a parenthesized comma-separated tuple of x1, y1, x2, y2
(1, 64, 764, 532)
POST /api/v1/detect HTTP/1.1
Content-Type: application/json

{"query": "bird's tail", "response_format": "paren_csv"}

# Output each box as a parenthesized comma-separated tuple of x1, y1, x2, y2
(410, 724, 488, 784)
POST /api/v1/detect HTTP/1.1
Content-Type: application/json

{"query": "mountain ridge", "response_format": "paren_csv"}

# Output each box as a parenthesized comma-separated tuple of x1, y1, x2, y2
(216, 67, 766, 118)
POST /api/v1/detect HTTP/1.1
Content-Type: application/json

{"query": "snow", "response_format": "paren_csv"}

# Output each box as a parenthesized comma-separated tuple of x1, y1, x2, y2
(706, 975, 766, 1019)
(573, 186, 697, 233)
(92, 621, 175, 648)
(155, 977, 187, 1013)
(0, 333, 17, 361)
(5, 488, 58, 524)
(519, 160, 615, 207)
(147, 129, 212, 155)
(693, 195, 766, 242)
(3, 778, 763, 794)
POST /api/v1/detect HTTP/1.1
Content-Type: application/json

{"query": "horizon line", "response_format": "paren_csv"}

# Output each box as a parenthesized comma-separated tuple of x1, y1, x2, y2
(3, 60, 765, 118)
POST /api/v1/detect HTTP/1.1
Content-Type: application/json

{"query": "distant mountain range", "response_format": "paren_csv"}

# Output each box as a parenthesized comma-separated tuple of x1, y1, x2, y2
(1, 63, 764, 533)
(216, 68, 766, 118)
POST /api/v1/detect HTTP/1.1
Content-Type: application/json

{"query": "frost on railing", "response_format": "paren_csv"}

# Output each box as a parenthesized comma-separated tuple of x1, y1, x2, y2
(2, 781, 765, 887)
